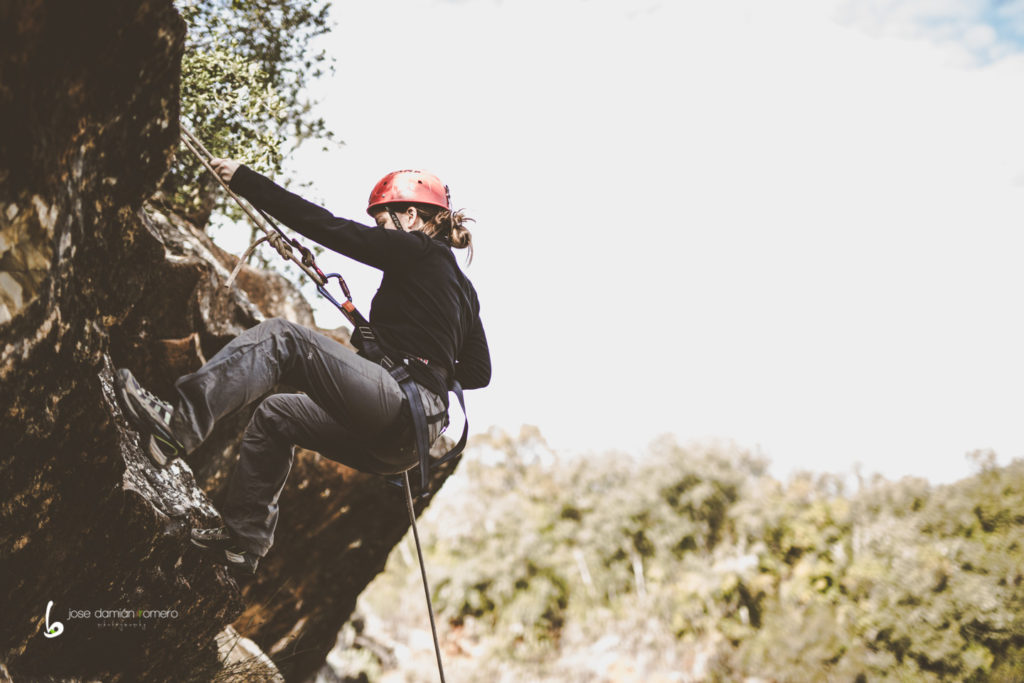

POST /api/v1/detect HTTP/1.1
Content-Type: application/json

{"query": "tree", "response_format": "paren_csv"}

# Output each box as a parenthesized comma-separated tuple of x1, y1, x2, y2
(159, 0, 336, 234)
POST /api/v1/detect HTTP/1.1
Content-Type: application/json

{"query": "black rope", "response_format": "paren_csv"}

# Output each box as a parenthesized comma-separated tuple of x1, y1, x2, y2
(403, 470, 447, 682)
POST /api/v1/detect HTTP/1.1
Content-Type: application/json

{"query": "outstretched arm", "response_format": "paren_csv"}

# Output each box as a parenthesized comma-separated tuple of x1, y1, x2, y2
(214, 160, 429, 272)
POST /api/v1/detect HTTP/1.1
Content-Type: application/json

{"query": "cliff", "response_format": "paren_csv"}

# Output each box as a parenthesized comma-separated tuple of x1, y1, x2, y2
(0, 1, 455, 680)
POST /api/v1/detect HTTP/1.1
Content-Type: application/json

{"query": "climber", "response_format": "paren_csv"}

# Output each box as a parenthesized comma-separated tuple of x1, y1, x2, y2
(115, 159, 491, 575)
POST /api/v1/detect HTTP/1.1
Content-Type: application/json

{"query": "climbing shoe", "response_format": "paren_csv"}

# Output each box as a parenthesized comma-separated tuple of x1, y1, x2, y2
(190, 526, 260, 575)
(115, 368, 185, 468)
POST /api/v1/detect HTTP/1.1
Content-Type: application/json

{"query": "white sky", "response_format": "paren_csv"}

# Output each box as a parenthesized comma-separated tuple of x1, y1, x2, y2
(225, 0, 1024, 484)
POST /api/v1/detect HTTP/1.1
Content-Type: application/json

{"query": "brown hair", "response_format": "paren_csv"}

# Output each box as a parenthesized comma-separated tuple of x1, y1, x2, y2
(390, 202, 475, 264)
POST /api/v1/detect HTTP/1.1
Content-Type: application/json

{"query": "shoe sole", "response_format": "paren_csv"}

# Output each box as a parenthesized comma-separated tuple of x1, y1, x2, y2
(114, 372, 174, 468)
(190, 542, 258, 575)
(146, 436, 170, 468)
(225, 549, 248, 563)
(190, 528, 231, 549)
(189, 532, 258, 574)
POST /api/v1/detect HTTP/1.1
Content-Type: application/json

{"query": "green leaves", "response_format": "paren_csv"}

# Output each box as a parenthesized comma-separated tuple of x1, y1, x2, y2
(165, 0, 335, 232)
(358, 430, 1024, 680)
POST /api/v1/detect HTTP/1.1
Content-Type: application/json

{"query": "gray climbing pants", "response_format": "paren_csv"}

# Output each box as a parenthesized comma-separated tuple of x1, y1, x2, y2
(167, 317, 446, 557)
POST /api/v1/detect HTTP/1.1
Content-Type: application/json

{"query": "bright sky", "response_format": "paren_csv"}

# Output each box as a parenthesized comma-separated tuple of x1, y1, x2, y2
(230, 0, 1024, 484)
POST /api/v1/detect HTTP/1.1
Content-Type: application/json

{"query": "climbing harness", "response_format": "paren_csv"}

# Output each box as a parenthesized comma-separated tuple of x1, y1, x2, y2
(179, 125, 463, 682)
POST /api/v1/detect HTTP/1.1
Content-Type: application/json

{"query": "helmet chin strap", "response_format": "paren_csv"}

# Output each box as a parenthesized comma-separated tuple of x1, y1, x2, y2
(388, 207, 404, 232)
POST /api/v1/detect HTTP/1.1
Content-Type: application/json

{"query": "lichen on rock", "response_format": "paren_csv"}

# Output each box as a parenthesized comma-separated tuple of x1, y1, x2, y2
(0, 196, 55, 323)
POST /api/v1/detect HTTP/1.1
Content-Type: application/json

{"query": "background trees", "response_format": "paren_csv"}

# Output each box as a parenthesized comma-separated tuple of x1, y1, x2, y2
(346, 429, 1024, 681)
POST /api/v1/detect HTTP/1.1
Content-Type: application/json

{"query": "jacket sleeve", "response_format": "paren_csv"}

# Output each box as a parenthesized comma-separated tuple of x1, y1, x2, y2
(455, 314, 491, 390)
(228, 164, 429, 271)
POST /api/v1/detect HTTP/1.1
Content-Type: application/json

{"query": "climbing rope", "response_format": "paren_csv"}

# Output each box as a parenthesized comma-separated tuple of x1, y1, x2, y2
(179, 125, 449, 683)
(179, 125, 359, 322)
(403, 470, 447, 682)
(180, 127, 320, 283)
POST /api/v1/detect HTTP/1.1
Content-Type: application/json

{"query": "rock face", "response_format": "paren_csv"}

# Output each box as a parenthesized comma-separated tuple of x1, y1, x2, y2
(0, 2, 457, 681)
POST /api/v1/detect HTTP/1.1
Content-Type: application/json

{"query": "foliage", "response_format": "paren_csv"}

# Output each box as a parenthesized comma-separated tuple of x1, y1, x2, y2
(164, 0, 335, 235)
(357, 429, 1024, 681)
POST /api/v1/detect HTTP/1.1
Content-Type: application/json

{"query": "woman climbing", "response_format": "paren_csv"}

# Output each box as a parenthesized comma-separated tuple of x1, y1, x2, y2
(115, 159, 491, 575)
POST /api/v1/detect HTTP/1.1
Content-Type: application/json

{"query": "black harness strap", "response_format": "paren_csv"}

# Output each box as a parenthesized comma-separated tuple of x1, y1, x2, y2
(388, 363, 431, 490)
(386, 378, 467, 495)
(433, 380, 468, 469)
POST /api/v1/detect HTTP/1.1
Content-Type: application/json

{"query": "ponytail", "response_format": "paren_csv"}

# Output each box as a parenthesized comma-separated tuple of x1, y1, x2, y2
(433, 208, 475, 264)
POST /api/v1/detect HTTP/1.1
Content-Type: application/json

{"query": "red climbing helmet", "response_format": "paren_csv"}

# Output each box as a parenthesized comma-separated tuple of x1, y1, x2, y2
(366, 170, 450, 216)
